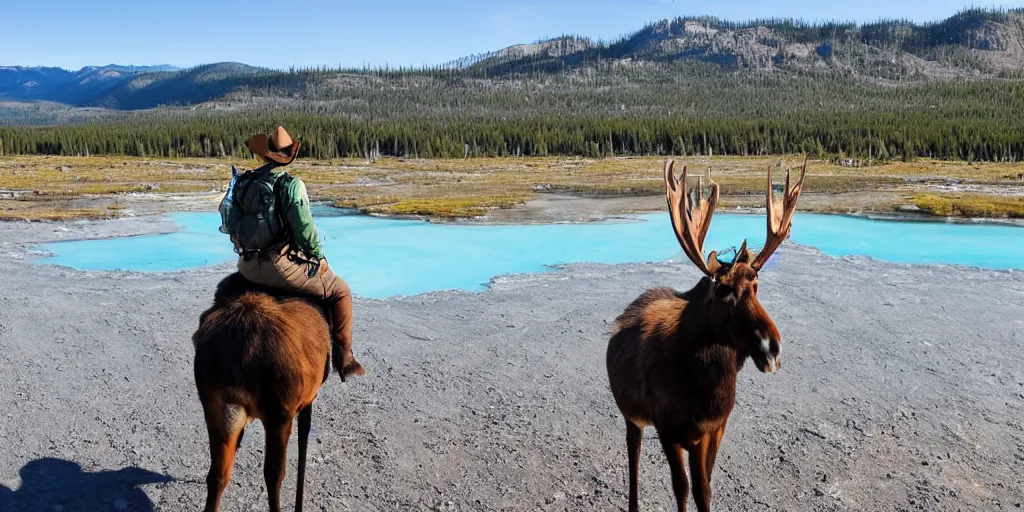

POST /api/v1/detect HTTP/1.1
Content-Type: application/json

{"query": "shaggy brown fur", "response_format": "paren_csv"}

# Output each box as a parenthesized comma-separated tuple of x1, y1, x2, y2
(193, 273, 338, 512)
(606, 159, 803, 512)
(607, 260, 781, 512)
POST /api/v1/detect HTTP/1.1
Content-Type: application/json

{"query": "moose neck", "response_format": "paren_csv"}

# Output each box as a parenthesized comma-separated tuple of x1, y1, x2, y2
(680, 276, 748, 370)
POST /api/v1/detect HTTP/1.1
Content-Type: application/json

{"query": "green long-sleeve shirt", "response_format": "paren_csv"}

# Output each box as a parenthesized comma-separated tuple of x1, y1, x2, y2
(272, 169, 324, 260)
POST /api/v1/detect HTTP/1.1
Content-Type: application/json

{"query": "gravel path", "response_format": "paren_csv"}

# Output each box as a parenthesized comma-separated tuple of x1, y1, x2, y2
(0, 218, 1022, 511)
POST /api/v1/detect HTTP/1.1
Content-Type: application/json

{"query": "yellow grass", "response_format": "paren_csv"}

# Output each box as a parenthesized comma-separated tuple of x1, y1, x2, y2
(3, 154, 1024, 220)
(369, 194, 530, 219)
(913, 194, 1024, 218)
(0, 207, 112, 222)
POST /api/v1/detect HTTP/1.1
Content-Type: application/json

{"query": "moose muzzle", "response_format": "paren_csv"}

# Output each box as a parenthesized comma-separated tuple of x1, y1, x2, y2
(756, 337, 782, 374)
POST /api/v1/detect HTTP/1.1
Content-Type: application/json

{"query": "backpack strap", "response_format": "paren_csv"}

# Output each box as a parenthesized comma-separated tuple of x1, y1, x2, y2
(274, 172, 293, 220)
(233, 169, 257, 212)
(271, 172, 319, 266)
(272, 171, 296, 244)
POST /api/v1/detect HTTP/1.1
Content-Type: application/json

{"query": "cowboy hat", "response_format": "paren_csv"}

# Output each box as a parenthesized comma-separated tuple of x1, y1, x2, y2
(247, 126, 301, 165)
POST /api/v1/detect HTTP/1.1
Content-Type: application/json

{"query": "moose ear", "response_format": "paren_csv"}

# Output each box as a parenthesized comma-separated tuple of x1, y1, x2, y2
(706, 251, 723, 274)
(734, 239, 755, 264)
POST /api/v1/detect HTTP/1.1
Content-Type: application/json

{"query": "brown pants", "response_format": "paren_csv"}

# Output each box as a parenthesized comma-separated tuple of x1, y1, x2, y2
(237, 244, 352, 357)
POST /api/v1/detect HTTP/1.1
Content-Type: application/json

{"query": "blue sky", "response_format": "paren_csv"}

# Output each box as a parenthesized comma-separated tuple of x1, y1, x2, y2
(4, 0, 1023, 70)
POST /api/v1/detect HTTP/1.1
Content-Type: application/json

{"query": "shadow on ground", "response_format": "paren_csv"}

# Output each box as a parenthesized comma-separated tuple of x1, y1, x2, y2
(0, 457, 173, 511)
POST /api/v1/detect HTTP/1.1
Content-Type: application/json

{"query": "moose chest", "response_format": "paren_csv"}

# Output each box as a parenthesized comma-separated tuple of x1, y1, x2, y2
(644, 345, 741, 435)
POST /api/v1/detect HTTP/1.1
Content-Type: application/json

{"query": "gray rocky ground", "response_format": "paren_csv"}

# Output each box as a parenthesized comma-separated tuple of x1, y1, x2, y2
(0, 217, 1022, 511)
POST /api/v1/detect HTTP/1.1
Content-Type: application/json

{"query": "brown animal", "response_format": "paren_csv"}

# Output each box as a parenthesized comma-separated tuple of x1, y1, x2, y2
(193, 273, 348, 512)
(606, 159, 806, 511)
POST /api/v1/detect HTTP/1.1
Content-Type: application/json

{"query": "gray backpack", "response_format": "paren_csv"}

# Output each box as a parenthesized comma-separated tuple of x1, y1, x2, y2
(225, 167, 293, 252)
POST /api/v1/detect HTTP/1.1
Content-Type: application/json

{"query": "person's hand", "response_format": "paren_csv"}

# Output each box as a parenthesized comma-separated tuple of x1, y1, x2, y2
(305, 258, 323, 278)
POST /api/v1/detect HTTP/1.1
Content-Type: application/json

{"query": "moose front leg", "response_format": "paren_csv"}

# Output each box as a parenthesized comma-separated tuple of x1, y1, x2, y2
(688, 435, 713, 512)
(705, 423, 727, 479)
(659, 435, 690, 512)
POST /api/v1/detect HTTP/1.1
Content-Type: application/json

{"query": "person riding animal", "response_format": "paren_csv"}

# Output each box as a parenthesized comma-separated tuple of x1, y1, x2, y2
(221, 126, 365, 381)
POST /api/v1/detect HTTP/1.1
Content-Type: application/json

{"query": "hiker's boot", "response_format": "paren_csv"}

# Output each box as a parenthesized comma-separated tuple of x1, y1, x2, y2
(331, 321, 365, 382)
(323, 272, 366, 382)
(334, 345, 365, 382)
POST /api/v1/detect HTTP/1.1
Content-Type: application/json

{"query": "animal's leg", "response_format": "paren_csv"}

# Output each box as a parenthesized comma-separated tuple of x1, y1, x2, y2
(688, 435, 713, 512)
(705, 423, 727, 480)
(263, 418, 293, 512)
(203, 404, 245, 512)
(658, 434, 689, 512)
(626, 419, 643, 512)
(295, 403, 313, 512)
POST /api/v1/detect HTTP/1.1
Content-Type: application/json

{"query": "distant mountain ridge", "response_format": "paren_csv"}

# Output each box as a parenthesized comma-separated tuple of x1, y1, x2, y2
(0, 64, 178, 73)
(464, 9, 1024, 77)
(0, 64, 181, 106)
(2, 8, 1023, 112)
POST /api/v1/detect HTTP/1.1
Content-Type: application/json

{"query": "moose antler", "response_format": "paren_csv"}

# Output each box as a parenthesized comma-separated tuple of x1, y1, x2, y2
(751, 156, 807, 270)
(665, 160, 720, 277)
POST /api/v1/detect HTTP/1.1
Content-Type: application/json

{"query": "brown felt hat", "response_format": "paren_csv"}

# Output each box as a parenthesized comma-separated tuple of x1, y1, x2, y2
(247, 126, 301, 165)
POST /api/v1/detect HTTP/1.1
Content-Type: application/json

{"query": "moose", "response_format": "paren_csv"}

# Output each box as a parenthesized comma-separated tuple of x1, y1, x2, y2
(193, 274, 351, 512)
(606, 158, 806, 511)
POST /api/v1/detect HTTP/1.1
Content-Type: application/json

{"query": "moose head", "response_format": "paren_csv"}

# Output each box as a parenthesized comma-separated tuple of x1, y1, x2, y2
(664, 158, 806, 373)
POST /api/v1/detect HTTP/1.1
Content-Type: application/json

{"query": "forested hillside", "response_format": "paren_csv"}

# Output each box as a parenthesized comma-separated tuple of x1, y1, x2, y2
(3, 71, 1022, 162)
(2, 8, 1023, 162)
